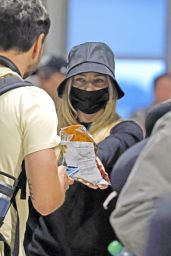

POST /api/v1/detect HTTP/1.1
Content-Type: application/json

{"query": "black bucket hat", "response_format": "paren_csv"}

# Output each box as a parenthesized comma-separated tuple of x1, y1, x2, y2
(57, 42, 124, 99)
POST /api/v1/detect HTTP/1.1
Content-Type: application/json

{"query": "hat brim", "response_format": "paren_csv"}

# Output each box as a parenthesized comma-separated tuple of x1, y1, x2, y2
(57, 62, 124, 99)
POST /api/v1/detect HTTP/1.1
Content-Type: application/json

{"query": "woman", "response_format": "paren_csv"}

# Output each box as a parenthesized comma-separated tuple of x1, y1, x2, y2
(27, 42, 143, 256)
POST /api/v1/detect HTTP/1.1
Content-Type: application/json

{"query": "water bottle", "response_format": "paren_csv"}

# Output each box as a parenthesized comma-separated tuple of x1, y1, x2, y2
(107, 240, 134, 256)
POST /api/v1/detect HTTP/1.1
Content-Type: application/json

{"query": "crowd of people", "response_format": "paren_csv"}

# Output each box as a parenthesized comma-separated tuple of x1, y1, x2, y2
(0, 1, 171, 256)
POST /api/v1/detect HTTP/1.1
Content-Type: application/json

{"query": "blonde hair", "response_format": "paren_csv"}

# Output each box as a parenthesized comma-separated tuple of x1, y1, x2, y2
(57, 76, 122, 143)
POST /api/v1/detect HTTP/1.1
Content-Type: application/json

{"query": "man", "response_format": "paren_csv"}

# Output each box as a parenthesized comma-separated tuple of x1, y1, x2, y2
(131, 73, 171, 130)
(144, 195, 171, 256)
(110, 109, 171, 256)
(37, 54, 67, 108)
(0, 1, 72, 255)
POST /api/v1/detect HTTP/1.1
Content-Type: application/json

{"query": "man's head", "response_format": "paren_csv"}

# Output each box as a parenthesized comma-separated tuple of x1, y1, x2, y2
(0, 0, 50, 76)
(37, 54, 67, 105)
(154, 73, 171, 104)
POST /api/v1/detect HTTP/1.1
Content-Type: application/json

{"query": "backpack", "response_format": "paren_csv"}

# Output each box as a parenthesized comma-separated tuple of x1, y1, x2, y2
(0, 75, 32, 256)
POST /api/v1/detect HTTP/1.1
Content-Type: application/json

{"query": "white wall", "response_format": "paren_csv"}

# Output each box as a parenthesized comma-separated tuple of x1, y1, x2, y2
(43, 0, 68, 57)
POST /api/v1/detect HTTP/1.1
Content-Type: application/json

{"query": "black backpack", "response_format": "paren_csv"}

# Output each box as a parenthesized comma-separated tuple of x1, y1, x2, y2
(0, 75, 32, 256)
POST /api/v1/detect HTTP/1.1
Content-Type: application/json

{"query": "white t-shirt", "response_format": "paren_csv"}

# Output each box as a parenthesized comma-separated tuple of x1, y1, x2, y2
(0, 67, 60, 255)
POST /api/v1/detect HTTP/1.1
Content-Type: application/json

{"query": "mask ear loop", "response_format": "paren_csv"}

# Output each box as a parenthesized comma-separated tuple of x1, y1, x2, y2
(0, 56, 21, 76)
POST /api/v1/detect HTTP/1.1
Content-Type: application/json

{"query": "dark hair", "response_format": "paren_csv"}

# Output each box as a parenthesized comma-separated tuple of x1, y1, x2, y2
(0, 0, 50, 52)
(154, 73, 171, 89)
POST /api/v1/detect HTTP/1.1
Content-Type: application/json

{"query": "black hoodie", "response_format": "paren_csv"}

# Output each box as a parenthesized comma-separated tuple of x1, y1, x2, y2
(25, 120, 143, 256)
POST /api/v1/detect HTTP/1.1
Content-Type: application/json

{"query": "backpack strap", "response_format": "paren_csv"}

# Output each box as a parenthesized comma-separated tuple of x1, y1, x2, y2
(18, 162, 27, 200)
(0, 234, 11, 256)
(0, 76, 32, 95)
(0, 76, 33, 255)
(0, 75, 33, 201)
(0, 56, 22, 77)
(12, 198, 20, 256)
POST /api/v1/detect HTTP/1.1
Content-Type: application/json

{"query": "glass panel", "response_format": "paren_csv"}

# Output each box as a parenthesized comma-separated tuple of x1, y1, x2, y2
(116, 60, 166, 118)
(68, 0, 167, 57)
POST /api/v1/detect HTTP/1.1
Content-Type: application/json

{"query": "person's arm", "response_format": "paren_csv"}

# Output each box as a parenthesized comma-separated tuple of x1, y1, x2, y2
(97, 121, 143, 173)
(21, 88, 73, 215)
(25, 149, 67, 216)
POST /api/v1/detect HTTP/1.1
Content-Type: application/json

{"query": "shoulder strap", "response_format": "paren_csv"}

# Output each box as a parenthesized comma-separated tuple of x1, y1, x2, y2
(0, 76, 32, 96)
(0, 76, 32, 255)
(0, 75, 31, 203)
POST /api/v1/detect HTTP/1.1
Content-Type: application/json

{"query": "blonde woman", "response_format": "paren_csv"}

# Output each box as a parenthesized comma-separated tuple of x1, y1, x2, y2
(58, 73, 120, 143)
(27, 42, 143, 256)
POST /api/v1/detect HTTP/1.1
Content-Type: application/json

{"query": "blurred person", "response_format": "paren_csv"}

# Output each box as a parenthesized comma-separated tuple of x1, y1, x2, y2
(144, 195, 171, 256)
(27, 42, 143, 256)
(37, 54, 67, 108)
(110, 99, 171, 196)
(131, 73, 171, 130)
(0, 1, 73, 255)
(25, 70, 39, 88)
(110, 105, 171, 256)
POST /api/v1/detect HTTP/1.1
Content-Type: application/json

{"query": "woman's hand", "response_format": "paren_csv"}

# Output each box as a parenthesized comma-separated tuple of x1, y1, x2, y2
(96, 157, 110, 182)
(96, 157, 110, 189)
(77, 157, 110, 190)
(77, 178, 99, 189)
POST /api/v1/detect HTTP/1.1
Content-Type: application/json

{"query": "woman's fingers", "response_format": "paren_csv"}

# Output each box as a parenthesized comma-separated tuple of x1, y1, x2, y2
(77, 178, 109, 190)
(77, 178, 98, 189)
(98, 184, 109, 190)
(96, 157, 110, 182)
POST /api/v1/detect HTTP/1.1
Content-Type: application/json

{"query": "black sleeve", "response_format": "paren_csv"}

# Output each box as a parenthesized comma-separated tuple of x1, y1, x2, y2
(110, 139, 148, 195)
(97, 121, 143, 173)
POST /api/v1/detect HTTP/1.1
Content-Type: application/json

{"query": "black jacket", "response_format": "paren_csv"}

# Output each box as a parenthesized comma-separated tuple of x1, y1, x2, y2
(110, 100, 171, 195)
(110, 139, 148, 195)
(25, 120, 143, 256)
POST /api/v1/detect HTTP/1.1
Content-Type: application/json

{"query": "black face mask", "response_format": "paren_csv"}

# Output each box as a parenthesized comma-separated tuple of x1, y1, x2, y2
(70, 87, 109, 114)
